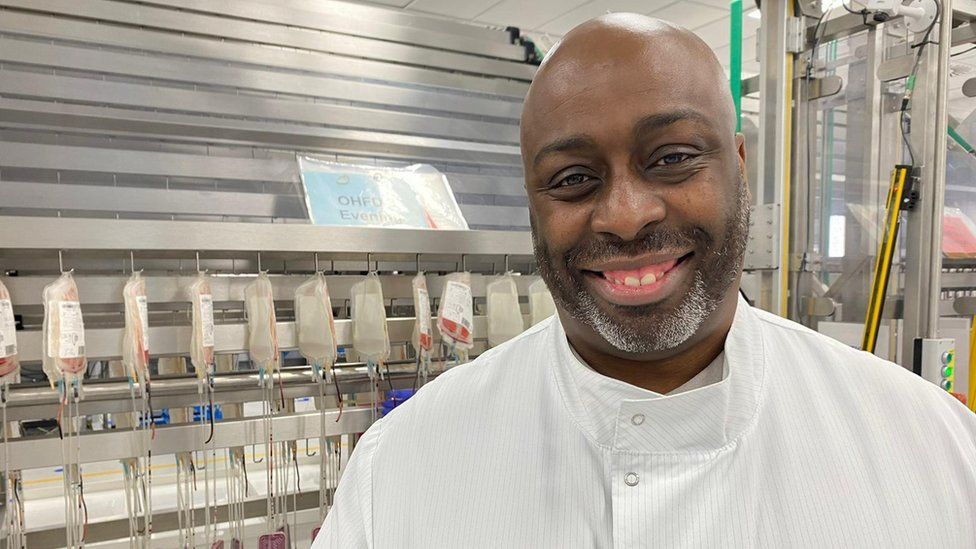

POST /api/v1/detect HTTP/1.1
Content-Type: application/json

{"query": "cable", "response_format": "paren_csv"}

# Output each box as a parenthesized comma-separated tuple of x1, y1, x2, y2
(900, 0, 941, 166)
(951, 45, 976, 57)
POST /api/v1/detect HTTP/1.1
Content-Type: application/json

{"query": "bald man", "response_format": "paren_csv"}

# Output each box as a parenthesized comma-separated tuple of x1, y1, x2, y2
(314, 15, 976, 548)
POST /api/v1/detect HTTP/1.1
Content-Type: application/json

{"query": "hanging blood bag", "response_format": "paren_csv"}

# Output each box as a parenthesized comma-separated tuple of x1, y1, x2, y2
(188, 273, 215, 378)
(529, 278, 557, 326)
(42, 272, 86, 383)
(411, 273, 433, 354)
(437, 272, 473, 350)
(486, 275, 524, 347)
(0, 279, 19, 382)
(122, 271, 150, 384)
(244, 273, 279, 371)
(350, 273, 390, 363)
(294, 272, 337, 378)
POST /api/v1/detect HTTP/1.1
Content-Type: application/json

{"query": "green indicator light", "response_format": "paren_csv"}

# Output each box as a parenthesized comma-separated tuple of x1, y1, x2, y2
(942, 366, 953, 378)
(941, 379, 953, 391)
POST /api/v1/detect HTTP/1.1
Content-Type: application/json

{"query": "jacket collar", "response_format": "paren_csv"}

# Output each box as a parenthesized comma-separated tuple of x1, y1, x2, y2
(549, 294, 766, 454)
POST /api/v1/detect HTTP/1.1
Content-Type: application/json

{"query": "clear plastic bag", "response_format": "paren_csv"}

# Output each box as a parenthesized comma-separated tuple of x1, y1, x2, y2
(529, 278, 557, 326)
(0, 278, 20, 383)
(188, 273, 215, 379)
(486, 275, 524, 347)
(411, 273, 433, 355)
(42, 272, 86, 384)
(294, 273, 337, 380)
(122, 271, 150, 386)
(350, 273, 390, 363)
(244, 273, 279, 372)
(437, 272, 474, 351)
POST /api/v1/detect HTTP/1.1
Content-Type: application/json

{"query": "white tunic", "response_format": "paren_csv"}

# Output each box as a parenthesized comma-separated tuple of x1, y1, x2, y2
(314, 296, 976, 548)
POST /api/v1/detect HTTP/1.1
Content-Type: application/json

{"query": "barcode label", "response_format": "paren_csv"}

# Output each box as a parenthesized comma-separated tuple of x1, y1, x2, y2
(0, 300, 15, 358)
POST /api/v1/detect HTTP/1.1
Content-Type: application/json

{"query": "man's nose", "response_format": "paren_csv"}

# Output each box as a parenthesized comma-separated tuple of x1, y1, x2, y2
(590, 174, 666, 242)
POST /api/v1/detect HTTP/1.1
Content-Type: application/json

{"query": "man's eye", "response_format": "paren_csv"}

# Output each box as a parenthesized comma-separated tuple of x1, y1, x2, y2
(555, 173, 593, 187)
(655, 153, 692, 167)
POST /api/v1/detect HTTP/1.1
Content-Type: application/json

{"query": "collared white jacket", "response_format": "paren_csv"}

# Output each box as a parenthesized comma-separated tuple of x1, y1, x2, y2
(314, 296, 976, 548)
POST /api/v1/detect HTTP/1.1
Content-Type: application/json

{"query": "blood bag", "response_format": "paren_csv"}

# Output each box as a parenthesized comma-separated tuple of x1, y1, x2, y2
(486, 275, 524, 347)
(294, 272, 337, 379)
(437, 272, 473, 350)
(529, 278, 557, 326)
(188, 273, 215, 378)
(122, 271, 150, 385)
(0, 278, 20, 382)
(411, 273, 433, 354)
(350, 273, 390, 363)
(42, 272, 86, 383)
(244, 273, 279, 371)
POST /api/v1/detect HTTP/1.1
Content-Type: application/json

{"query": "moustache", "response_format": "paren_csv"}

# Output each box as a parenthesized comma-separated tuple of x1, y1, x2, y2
(563, 226, 711, 271)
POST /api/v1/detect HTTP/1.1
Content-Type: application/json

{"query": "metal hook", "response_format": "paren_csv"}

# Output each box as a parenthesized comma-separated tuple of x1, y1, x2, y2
(416, 253, 422, 274)
(251, 445, 263, 463)
(195, 251, 201, 274)
(305, 438, 316, 457)
(461, 254, 467, 273)
(504, 254, 510, 273)
(314, 252, 320, 274)
(130, 251, 137, 274)
(366, 252, 372, 273)
(58, 249, 65, 274)
(257, 252, 262, 273)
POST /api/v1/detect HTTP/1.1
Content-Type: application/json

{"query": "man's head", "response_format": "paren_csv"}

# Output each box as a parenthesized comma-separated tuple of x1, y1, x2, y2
(522, 13, 750, 360)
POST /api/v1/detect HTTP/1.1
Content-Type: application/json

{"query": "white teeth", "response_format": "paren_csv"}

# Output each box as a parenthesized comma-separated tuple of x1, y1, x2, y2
(613, 278, 623, 285)
(640, 273, 656, 286)
(624, 277, 640, 288)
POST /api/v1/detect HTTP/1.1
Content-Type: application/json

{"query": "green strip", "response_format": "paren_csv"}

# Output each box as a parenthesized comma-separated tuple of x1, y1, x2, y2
(948, 126, 976, 155)
(730, 0, 743, 133)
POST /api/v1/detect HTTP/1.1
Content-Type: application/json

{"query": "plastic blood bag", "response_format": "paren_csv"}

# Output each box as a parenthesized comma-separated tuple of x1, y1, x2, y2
(0, 279, 19, 382)
(351, 273, 390, 363)
(188, 273, 215, 378)
(351, 273, 389, 422)
(411, 273, 433, 355)
(122, 272, 151, 386)
(42, 272, 86, 383)
(486, 275, 525, 347)
(294, 273, 337, 381)
(437, 272, 474, 351)
(244, 273, 279, 372)
(529, 278, 557, 326)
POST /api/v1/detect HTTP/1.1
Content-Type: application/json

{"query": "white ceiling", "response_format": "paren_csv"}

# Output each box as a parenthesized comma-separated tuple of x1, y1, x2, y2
(354, 0, 763, 76)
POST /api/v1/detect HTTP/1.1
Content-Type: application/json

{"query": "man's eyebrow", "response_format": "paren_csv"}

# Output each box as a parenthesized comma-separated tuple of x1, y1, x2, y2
(532, 135, 597, 169)
(632, 109, 713, 138)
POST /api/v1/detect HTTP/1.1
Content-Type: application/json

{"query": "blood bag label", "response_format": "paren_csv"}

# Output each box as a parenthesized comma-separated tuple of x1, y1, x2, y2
(440, 281, 473, 342)
(200, 294, 215, 347)
(0, 299, 16, 358)
(415, 288, 432, 349)
(57, 301, 85, 358)
(136, 295, 150, 350)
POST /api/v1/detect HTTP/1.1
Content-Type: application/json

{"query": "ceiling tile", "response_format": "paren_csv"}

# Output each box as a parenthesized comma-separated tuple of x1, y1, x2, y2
(474, 0, 590, 30)
(693, 16, 731, 47)
(406, 0, 490, 19)
(361, 0, 413, 6)
(537, 0, 672, 36)
(688, 0, 737, 8)
(648, 1, 726, 29)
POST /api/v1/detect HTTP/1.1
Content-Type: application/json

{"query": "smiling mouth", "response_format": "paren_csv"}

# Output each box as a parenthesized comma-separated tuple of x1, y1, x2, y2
(577, 251, 694, 306)
(581, 252, 692, 286)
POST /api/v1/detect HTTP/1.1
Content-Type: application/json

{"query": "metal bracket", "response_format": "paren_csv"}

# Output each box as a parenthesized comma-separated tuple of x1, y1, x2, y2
(744, 203, 780, 271)
(787, 17, 806, 53)
(804, 75, 844, 99)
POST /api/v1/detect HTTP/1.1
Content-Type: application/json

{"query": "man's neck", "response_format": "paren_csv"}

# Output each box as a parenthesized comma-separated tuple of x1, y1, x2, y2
(563, 301, 736, 394)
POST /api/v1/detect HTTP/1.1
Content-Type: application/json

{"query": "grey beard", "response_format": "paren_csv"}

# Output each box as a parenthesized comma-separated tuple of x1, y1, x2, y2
(534, 174, 750, 354)
(568, 271, 714, 353)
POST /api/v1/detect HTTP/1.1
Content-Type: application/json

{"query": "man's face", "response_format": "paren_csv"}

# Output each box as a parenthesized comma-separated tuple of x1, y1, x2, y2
(522, 30, 750, 357)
